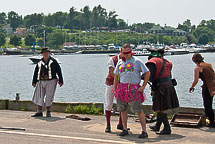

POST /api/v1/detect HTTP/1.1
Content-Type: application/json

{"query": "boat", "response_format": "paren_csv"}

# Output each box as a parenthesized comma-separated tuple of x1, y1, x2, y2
(188, 47, 208, 53)
(108, 52, 150, 57)
(29, 54, 61, 64)
(3, 48, 40, 55)
(166, 48, 189, 55)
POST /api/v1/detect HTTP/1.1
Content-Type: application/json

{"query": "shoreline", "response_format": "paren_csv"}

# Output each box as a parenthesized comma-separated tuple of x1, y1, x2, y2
(0, 99, 209, 115)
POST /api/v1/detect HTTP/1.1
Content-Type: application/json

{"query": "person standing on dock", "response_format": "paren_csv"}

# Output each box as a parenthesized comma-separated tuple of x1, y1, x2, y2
(189, 53, 215, 127)
(104, 50, 123, 133)
(146, 48, 179, 135)
(113, 43, 150, 138)
(31, 48, 63, 117)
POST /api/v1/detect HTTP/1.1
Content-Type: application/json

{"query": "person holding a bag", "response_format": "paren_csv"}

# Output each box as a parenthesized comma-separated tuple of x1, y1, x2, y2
(189, 53, 215, 127)
(145, 47, 179, 135)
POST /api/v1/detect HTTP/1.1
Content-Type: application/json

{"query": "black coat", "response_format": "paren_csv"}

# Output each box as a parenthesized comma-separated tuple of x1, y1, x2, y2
(32, 57, 63, 85)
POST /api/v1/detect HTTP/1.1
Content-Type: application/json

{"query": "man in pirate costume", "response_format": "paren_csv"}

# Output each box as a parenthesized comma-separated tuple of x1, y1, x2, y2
(113, 44, 150, 138)
(146, 48, 179, 135)
(31, 48, 63, 117)
(104, 50, 123, 133)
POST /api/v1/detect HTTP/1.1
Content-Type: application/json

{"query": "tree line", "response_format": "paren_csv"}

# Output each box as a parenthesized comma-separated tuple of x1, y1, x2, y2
(0, 5, 215, 49)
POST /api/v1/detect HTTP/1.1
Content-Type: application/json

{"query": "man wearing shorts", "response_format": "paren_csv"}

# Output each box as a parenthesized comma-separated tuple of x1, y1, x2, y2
(113, 44, 150, 138)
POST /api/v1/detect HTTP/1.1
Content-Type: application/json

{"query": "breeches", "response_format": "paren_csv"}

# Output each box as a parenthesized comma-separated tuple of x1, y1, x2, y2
(104, 85, 114, 111)
(32, 79, 57, 107)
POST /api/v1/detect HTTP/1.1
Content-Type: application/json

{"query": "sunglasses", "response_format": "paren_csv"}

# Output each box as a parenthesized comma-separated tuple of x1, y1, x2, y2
(123, 51, 132, 55)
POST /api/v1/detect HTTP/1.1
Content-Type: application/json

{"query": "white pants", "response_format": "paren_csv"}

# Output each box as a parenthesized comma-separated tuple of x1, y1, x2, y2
(104, 85, 115, 112)
(32, 79, 57, 107)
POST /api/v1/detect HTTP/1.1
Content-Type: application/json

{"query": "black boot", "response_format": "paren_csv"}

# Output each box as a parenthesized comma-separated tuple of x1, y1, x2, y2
(159, 113, 171, 135)
(105, 126, 111, 133)
(149, 112, 162, 132)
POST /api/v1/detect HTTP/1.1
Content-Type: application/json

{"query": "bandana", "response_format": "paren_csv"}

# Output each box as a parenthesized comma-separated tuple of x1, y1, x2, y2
(148, 51, 162, 60)
(123, 51, 132, 54)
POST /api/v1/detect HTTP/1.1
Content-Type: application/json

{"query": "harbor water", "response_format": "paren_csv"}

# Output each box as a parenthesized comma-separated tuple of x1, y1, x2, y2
(0, 53, 215, 108)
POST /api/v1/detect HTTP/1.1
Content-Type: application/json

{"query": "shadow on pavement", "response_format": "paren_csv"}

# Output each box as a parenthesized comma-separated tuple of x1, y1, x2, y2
(111, 131, 185, 143)
(33, 116, 66, 122)
(199, 127, 215, 133)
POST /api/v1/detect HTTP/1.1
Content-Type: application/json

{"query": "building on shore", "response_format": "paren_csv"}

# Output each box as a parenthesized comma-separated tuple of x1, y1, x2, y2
(148, 25, 187, 36)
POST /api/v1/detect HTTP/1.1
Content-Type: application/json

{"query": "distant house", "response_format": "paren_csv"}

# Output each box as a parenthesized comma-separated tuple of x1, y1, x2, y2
(63, 42, 77, 50)
(3, 24, 13, 36)
(14, 28, 28, 37)
(148, 25, 187, 36)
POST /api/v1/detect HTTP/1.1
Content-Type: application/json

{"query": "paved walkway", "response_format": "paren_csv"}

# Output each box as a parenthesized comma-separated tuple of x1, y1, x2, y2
(0, 110, 214, 144)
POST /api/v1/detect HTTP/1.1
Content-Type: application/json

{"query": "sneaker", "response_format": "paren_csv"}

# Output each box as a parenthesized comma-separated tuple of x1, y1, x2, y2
(119, 130, 129, 136)
(31, 112, 43, 117)
(105, 126, 111, 133)
(46, 111, 51, 117)
(138, 131, 148, 138)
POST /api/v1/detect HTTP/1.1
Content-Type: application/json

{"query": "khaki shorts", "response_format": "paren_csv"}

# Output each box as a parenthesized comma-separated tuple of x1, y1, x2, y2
(117, 99, 143, 113)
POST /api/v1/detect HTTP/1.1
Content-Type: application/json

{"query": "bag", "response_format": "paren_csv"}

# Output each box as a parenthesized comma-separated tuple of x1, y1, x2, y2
(171, 78, 177, 86)
(153, 80, 161, 89)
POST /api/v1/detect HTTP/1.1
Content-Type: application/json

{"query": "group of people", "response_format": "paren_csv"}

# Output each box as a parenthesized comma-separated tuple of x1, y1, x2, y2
(104, 43, 215, 139)
(30, 45, 215, 139)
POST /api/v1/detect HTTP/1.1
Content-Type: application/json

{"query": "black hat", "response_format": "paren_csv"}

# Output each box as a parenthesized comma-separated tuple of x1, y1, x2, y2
(147, 47, 165, 54)
(41, 48, 50, 53)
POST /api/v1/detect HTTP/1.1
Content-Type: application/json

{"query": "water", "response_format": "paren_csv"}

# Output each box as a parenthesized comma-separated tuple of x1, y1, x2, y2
(0, 53, 215, 108)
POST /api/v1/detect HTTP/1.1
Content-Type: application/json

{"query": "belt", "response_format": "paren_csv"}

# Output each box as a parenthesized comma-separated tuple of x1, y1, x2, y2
(40, 79, 53, 81)
(159, 77, 171, 84)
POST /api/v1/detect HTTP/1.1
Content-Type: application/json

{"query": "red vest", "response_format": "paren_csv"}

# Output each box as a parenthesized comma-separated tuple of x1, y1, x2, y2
(146, 57, 172, 80)
(105, 55, 119, 86)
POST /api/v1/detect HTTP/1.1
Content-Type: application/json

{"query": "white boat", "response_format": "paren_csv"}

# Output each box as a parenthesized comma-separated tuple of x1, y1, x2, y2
(29, 54, 61, 64)
(188, 47, 208, 53)
(166, 48, 189, 55)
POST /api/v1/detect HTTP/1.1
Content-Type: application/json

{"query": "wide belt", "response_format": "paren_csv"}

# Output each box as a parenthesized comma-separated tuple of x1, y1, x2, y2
(159, 77, 171, 84)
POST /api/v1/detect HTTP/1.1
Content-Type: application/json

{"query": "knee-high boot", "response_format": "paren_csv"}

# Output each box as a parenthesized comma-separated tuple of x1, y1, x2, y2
(149, 112, 162, 132)
(159, 113, 171, 135)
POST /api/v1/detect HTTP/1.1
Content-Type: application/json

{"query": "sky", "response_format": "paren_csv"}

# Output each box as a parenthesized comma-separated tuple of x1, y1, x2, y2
(1, 0, 215, 27)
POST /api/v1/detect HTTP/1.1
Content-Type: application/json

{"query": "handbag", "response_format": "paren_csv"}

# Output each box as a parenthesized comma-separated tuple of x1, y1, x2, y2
(171, 78, 177, 86)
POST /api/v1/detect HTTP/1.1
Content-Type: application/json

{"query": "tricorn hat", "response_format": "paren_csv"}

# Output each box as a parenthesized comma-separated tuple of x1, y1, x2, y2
(147, 47, 165, 54)
(41, 48, 50, 53)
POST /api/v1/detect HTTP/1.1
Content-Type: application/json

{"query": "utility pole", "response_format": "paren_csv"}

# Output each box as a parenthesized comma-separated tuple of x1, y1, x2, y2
(43, 30, 46, 48)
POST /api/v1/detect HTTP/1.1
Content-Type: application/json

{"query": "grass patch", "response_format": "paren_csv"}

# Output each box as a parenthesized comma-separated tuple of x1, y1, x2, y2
(65, 104, 103, 115)
(21, 106, 28, 111)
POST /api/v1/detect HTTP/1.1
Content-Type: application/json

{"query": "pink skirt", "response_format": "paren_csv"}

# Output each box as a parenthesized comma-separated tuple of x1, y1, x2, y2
(114, 83, 146, 103)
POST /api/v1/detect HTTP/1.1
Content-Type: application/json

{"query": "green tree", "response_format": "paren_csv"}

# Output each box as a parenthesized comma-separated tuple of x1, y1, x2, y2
(7, 11, 22, 30)
(43, 14, 55, 27)
(163, 36, 172, 45)
(193, 26, 215, 42)
(117, 19, 127, 29)
(10, 35, 21, 46)
(107, 11, 118, 29)
(67, 7, 81, 30)
(37, 38, 44, 48)
(52, 12, 68, 29)
(81, 6, 92, 30)
(172, 36, 187, 45)
(198, 34, 208, 44)
(177, 19, 193, 32)
(24, 34, 36, 46)
(92, 5, 107, 27)
(0, 12, 7, 25)
(0, 24, 6, 33)
(186, 34, 198, 44)
(47, 30, 65, 48)
(0, 32, 6, 47)
(23, 13, 44, 29)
